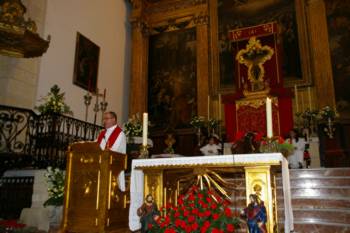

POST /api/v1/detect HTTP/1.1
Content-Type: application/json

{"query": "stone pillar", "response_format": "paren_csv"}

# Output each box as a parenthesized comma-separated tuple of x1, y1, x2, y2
(306, 0, 336, 109)
(195, 14, 210, 118)
(129, 5, 149, 116)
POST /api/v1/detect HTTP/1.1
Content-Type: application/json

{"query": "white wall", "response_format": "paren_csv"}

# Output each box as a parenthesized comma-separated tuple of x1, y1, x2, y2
(37, 0, 131, 125)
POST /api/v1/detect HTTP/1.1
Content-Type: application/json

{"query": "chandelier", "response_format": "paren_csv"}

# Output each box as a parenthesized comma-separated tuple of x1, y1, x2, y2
(0, 0, 50, 58)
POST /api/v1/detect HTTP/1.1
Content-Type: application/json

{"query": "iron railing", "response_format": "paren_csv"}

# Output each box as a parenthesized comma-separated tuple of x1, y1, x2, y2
(0, 104, 102, 172)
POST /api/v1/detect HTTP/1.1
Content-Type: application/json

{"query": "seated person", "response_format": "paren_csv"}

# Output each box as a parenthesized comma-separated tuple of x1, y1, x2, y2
(200, 136, 222, 156)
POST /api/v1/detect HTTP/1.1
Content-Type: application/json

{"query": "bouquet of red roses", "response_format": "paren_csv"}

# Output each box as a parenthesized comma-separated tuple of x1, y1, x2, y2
(150, 186, 240, 233)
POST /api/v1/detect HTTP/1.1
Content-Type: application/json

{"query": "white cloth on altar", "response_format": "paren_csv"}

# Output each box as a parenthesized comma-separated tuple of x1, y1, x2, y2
(128, 153, 294, 232)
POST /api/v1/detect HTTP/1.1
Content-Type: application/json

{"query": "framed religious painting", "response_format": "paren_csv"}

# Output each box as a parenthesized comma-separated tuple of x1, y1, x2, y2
(73, 32, 100, 93)
(148, 28, 197, 130)
(213, 0, 312, 93)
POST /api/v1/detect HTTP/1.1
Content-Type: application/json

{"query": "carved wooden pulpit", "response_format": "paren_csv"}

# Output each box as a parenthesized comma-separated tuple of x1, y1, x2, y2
(61, 142, 128, 233)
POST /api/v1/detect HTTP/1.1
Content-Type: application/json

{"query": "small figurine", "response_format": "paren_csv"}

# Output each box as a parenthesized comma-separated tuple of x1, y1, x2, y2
(137, 194, 160, 233)
(303, 143, 311, 168)
(164, 133, 176, 154)
(241, 194, 267, 233)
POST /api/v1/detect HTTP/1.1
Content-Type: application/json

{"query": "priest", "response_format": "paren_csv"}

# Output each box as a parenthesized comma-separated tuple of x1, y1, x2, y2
(97, 111, 127, 190)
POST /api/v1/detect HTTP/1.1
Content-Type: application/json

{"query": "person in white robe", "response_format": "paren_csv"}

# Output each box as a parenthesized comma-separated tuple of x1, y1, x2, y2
(287, 129, 306, 169)
(200, 136, 222, 156)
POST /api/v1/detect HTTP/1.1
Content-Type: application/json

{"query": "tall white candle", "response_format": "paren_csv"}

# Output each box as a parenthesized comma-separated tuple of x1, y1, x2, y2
(308, 87, 312, 110)
(207, 95, 210, 120)
(218, 94, 222, 120)
(294, 85, 299, 112)
(266, 97, 273, 138)
(142, 113, 148, 146)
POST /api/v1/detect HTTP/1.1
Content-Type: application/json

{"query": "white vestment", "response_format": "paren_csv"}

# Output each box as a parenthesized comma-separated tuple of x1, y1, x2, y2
(99, 124, 127, 191)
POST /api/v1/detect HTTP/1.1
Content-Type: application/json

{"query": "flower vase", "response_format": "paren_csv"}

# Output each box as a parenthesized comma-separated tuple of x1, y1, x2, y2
(197, 128, 201, 146)
(49, 205, 63, 228)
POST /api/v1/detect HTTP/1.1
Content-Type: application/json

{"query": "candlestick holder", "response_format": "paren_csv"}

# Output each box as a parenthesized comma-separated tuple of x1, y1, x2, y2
(100, 100, 108, 125)
(139, 145, 149, 159)
(324, 117, 335, 139)
(83, 92, 92, 121)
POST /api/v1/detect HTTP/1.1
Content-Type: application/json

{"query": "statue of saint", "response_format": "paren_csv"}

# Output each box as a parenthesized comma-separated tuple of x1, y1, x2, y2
(137, 194, 160, 233)
(241, 194, 268, 233)
(164, 133, 176, 154)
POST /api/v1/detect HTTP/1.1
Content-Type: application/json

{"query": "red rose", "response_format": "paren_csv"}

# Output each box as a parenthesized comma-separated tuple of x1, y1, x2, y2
(224, 207, 232, 217)
(185, 225, 192, 233)
(188, 215, 195, 223)
(203, 220, 211, 228)
(206, 197, 212, 203)
(164, 228, 176, 233)
(184, 210, 190, 217)
(210, 203, 217, 209)
(175, 219, 181, 227)
(192, 222, 199, 230)
(192, 208, 199, 215)
(189, 194, 195, 201)
(234, 131, 245, 141)
(226, 223, 235, 232)
(212, 213, 219, 220)
(278, 136, 285, 144)
(211, 228, 222, 233)
(174, 211, 180, 218)
(204, 210, 211, 217)
(147, 223, 153, 229)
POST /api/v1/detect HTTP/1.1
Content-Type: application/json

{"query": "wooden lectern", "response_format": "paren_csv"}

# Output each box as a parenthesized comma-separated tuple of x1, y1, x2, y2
(62, 142, 128, 233)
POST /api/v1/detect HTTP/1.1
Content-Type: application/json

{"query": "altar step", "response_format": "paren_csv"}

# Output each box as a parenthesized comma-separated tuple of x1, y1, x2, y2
(277, 168, 350, 233)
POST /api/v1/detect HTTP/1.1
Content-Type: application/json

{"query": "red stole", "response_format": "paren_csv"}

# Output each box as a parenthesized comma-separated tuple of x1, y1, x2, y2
(97, 126, 122, 150)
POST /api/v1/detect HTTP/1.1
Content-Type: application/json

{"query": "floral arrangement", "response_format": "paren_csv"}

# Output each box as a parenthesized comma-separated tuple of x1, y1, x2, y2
(35, 85, 72, 115)
(44, 167, 65, 207)
(190, 115, 206, 129)
(208, 118, 220, 129)
(297, 109, 319, 120)
(233, 131, 294, 156)
(318, 106, 337, 120)
(150, 185, 240, 233)
(123, 113, 143, 137)
(0, 220, 26, 233)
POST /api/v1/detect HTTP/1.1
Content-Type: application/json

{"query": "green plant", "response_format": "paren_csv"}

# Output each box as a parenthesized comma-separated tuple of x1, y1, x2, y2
(318, 106, 337, 120)
(35, 85, 73, 115)
(190, 116, 206, 129)
(150, 186, 240, 233)
(123, 113, 143, 137)
(44, 167, 65, 207)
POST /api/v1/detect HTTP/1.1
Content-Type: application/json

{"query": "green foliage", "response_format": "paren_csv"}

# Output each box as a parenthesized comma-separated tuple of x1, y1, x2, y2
(123, 113, 143, 137)
(190, 116, 206, 129)
(44, 167, 65, 207)
(35, 85, 73, 115)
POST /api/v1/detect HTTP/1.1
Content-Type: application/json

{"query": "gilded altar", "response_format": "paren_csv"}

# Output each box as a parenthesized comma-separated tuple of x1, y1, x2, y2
(129, 154, 294, 233)
(62, 142, 128, 233)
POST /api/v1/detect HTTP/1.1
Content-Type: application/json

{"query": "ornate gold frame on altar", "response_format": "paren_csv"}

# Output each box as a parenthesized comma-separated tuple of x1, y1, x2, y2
(135, 158, 282, 233)
(129, 0, 336, 123)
